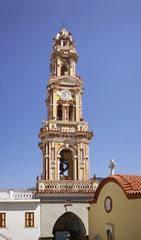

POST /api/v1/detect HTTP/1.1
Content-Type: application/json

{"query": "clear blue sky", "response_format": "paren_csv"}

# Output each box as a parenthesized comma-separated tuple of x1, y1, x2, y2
(0, 0, 141, 190)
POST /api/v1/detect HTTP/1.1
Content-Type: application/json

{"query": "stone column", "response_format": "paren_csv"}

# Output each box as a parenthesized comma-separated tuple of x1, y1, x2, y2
(45, 143, 49, 180)
(53, 89, 57, 120)
(48, 90, 53, 119)
(75, 91, 80, 121)
(53, 59, 57, 76)
(42, 146, 45, 179)
(70, 59, 73, 77)
(57, 155, 61, 180)
(63, 104, 69, 121)
(73, 155, 78, 180)
(57, 58, 61, 76)
(73, 62, 76, 77)
(45, 156, 49, 180)
(49, 142, 51, 180)
(79, 93, 82, 119)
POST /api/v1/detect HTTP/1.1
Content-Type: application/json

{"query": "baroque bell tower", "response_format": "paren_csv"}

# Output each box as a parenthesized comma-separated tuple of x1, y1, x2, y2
(38, 29, 94, 184)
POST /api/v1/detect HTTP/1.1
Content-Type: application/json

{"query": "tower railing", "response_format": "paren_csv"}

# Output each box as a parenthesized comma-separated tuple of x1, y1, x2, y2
(39, 122, 93, 136)
(36, 180, 98, 194)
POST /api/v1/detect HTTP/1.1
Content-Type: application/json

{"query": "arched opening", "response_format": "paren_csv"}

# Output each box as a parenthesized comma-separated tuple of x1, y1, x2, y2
(69, 104, 73, 121)
(57, 103, 62, 120)
(59, 149, 73, 180)
(53, 212, 86, 240)
(61, 64, 68, 75)
(63, 40, 66, 46)
(106, 229, 113, 240)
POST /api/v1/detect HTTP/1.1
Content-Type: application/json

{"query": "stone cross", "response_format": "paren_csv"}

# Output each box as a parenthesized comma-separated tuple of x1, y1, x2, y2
(109, 159, 116, 175)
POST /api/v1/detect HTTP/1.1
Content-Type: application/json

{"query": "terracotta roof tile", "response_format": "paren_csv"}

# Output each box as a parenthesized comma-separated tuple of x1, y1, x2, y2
(108, 175, 141, 196)
(90, 174, 141, 203)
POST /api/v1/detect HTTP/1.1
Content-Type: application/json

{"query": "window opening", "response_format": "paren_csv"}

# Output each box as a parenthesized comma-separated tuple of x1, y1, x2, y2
(69, 105, 73, 121)
(65, 108, 67, 121)
(25, 212, 34, 227)
(57, 104, 62, 120)
(106, 229, 113, 240)
(0, 213, 6, 228)
(61, 65, 67, 75)
(105, 224, 114, 240)
(63, 41, 66, 46)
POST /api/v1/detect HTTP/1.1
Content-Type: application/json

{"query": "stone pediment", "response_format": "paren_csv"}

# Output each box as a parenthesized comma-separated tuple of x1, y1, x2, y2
(48, 75, 83, 88)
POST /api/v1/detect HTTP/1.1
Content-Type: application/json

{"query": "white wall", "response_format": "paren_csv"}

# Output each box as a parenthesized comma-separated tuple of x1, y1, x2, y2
(0, 200, 40, 240)
(40, 202, 89, 238)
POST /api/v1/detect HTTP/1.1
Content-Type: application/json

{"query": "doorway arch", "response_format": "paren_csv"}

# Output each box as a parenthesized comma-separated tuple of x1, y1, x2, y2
(52, 212, 86, 240)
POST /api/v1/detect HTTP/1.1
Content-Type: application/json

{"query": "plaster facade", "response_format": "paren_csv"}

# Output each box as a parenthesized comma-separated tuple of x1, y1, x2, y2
(0, 200, 40, 240)
(40, 202, 89, 238)
(89, 177, 141, 240)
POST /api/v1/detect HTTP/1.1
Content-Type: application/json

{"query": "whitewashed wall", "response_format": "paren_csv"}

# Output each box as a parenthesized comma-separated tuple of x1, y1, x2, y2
(0, 200, 40, 240)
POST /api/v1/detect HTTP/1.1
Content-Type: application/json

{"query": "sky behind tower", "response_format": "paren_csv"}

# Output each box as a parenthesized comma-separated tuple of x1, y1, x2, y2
(0, 0, 141, 189)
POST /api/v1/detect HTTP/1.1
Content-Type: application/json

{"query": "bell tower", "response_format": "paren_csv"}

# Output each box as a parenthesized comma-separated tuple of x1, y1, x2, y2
(38, 29, 94, 184)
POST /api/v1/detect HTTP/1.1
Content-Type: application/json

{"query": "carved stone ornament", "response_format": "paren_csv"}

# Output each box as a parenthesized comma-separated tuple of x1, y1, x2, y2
(80, 162, 84, 167)
(51, 162, 55, 167)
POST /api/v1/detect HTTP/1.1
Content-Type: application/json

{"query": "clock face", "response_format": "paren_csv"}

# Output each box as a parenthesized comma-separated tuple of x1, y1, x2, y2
(104, 196, 112, 213)
(60, 90, 71, 100)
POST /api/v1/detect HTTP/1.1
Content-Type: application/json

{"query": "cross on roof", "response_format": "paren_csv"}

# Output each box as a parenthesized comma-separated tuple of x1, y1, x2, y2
(109, 159, 116, 175)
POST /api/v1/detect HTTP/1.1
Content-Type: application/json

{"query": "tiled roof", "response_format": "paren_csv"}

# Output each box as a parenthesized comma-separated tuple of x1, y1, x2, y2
(108, 175, 141, 197)
(90, 174, 141, 203)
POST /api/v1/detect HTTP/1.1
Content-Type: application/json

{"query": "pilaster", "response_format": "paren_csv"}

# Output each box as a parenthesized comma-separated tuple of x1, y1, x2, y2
(79, 93, 82, 120)
(75, 91, 80, 121)
(73, 155, 78, 180)
(49, 142, 52, 180)
(57, 58, 61, 76)
(70, 59, 73, 77)
(53, 90, 57, 120)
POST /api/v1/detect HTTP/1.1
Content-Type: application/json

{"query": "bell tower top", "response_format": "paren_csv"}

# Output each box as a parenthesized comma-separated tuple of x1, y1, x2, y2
(50, 29, 79, 78)
(38, 28, 94, 187)
(55, 28, 72, 41)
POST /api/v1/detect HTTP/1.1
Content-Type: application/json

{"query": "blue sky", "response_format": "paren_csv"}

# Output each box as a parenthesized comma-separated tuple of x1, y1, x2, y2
(0, 0, 141, 190)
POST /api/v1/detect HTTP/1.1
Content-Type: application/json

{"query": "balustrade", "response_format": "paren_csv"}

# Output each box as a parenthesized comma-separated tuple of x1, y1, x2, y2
(41, 124, 89, 134)
(37, 180, 97, 193)
(0, 190, 35, 200)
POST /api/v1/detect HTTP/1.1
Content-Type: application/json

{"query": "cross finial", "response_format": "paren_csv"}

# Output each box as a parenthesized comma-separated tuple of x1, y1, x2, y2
(109, 159, 116, 175)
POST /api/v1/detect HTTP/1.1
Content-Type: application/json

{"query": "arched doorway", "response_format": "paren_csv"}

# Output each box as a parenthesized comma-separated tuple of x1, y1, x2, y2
(52, 212, 86, 240)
